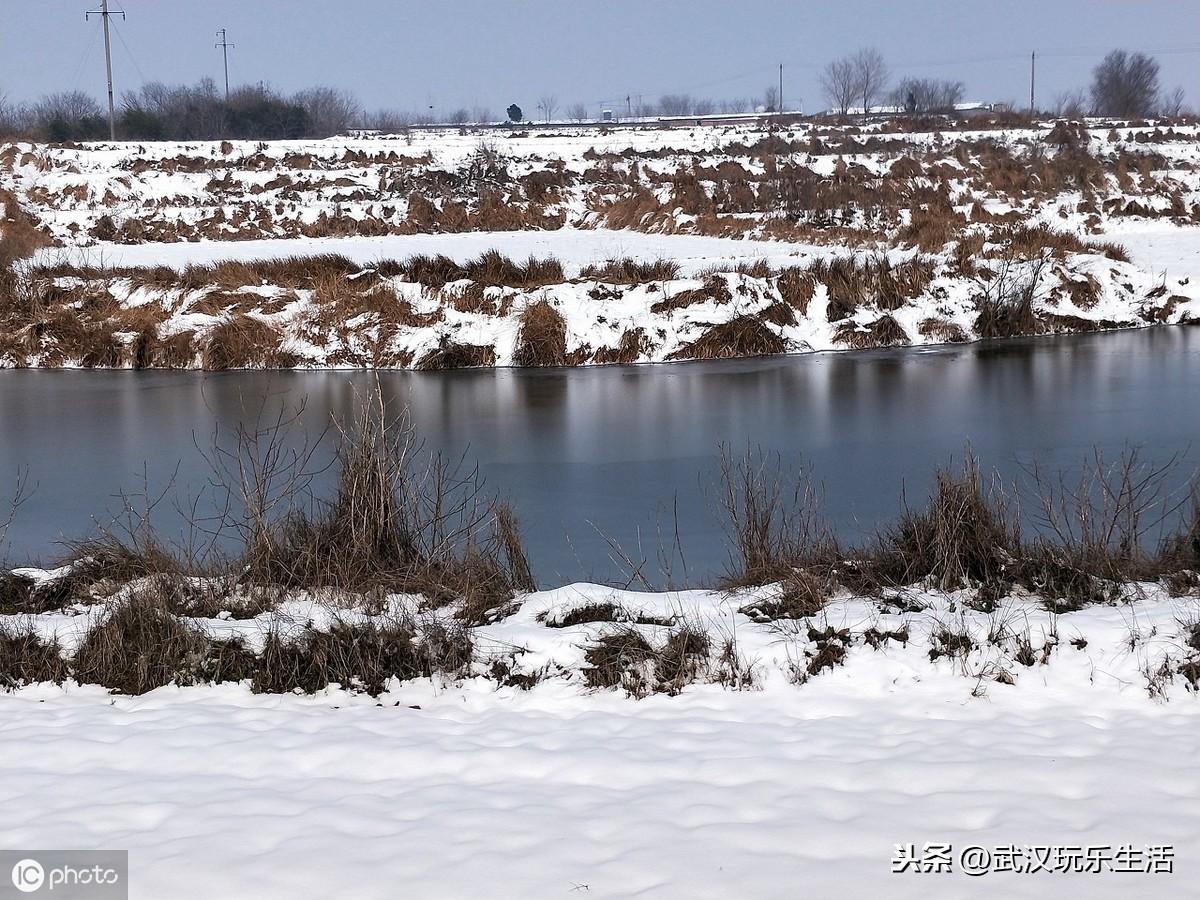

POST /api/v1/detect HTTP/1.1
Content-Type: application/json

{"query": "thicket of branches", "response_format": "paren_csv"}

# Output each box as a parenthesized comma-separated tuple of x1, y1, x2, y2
(0, 80, 363, 142)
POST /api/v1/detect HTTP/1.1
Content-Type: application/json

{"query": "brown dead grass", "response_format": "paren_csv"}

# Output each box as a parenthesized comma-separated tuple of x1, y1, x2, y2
(593, 328, 652, 364)
(202, 315, 297, 370)
(668, 316, 787, 360)
(580, 258, 681, 284)
(833, 315, 911, 349)
(512, 300, 568, 367)
(415, 338, 496, 370)
(917, 318, 968, 344)
(650, 275, 732, 314)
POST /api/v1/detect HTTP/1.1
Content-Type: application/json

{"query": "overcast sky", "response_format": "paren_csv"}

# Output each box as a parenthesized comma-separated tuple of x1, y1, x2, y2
(5, 1, 1200, 116)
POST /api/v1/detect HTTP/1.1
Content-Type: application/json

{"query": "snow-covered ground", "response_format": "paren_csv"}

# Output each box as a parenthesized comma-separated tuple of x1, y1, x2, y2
(29, 228, 822, 278)
(3, 581, 1200, 898)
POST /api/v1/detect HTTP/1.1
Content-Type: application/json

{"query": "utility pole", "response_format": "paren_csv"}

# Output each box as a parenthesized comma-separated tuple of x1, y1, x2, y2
(215, 28, 235, 102)
(86, 0, 124, 140)
(1029, 51, 1036, 115)
(779, 63, 784, 115)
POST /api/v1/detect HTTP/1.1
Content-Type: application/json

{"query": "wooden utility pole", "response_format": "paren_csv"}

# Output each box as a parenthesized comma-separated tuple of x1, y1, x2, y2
(216, 29, 235, 102)
(86, 0, 124, 140)
(779, 63, 784, 114)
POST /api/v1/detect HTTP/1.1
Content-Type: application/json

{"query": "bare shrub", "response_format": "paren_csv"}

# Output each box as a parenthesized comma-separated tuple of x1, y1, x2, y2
(1023, 447, 1193, 588)
(228, 394, 534, 620)
(716, 447, 837, 588)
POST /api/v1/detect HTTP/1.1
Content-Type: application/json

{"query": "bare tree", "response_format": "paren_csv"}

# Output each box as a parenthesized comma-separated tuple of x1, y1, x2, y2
(657, 94, 693, 116)
(890, 77, 964, 114)
(470, 105, 494, 124)
(853, 47, 889, 115)
(448, 107, 471, 125)
(567, 102, 588, 122)
(1161, 85, 1187, 117)
(294, 86, 361, 136)
(820, 58, 857, 117)
(1052, 88, 1090, 118)
(762, 85, 779, 112)
(537, 94, 559, 122)
(1090, 50, 1160, 117)
(693, 97, 716, 116)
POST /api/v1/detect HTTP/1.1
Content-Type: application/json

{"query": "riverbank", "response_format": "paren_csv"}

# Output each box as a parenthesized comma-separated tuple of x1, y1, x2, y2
(2, 236, 1196, 369)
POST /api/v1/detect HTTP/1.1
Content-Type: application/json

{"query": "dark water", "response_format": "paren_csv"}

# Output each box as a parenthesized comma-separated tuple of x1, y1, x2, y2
(1, 328, 1198, 586)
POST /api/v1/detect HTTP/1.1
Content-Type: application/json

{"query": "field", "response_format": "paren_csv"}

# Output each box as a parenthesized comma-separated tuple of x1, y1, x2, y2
(3, 115, 1200, 898)
(2, 117, 1199, 369)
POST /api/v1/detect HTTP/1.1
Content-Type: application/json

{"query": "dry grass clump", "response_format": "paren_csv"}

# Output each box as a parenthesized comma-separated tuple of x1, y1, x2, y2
(994, 225, 1129, 265)
(875, 456, 1020, 591)
(738, 568, 835, 621)
(399, 252, 564, 290)
(776, 267, 817, 315)
(180, 254, 362, 292)
(579, 257, 681, 284)
(398, 254, 467, 289)
(593, 328, 652, 364)
(465, 250, 564, 289)
(917, 317, 969, 344)
(582, 623, 711, 696)
(415, 338, 496, 370)
(650, 275, 733, 314)
(201, 315, 297, 369)
(512, 300, 568, 367)
(252, 618, 471, 697)
(0, 626, 68, 689)
(129, 327, 198, 369)
(810, 255, 935, 321)
(0, 188, 52, 268)
(71, 592, 239, 695)
(667, 316, 786, 361)
(833, 315, 910, 349)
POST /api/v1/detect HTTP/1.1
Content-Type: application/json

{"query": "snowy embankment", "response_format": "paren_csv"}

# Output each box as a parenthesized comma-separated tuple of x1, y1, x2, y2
(7, 228, 1198, 370)
(3, 578, 1200, 898)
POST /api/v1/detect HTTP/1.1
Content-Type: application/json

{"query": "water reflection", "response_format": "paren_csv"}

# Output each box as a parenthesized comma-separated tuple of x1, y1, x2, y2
(0, 329, 1197, 585)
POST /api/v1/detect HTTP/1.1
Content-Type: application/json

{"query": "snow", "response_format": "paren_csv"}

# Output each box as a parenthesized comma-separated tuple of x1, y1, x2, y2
(2, 582, 1200, 898)
(30, 228, 825, 279)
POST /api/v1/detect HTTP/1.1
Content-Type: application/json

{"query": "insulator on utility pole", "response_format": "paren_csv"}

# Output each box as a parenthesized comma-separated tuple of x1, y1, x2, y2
(216, 29, 236, 102)
(86, 0, 124, 141)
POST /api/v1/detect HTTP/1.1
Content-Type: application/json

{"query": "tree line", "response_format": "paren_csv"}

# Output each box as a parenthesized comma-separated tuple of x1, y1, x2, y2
(820, 46, 1186, 118)
(0, 46, 1189, 143)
